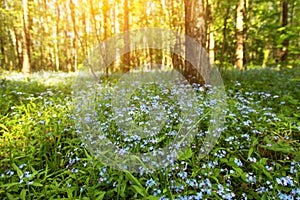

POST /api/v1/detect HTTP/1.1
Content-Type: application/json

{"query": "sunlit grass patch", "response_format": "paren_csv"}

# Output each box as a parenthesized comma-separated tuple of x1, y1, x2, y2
(0, 69, 300, 199)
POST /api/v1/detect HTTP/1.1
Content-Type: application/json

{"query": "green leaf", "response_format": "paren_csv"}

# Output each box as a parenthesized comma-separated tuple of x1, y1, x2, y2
(0, 124, 8, 131)
(124, 171, 148, 197)
(147, 196, 161, 200)
(124, 171, 143, 188)
(179, 148, 193, 161)
(252, 138, 259, 146)
(20, 189, 27, 200)
(248, 147, 254, 158)
(262, 168, 272, 180)
(256, 159, 273, 180)
(2, 182, 20, 189)
(6, 193, 15, 200)
(259, 158, 268, 165)
(120, 178, 126, 198)
(31, 182, 43, 187)
(288, 98, 298, 105)
(277, 27, 286, 31)
(95, 191, 106, 200)
(84, 149, 93, 160)
(131, 185, 148, 197)
(260, 142, 294, 154)
(220, 158, 228, 163)
(11, 163, 23, 178)
(233, 167, 243, 176)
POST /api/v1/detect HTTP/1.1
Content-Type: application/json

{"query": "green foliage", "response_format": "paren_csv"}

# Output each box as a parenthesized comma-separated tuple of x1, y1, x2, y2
(0, 68, 300, 199)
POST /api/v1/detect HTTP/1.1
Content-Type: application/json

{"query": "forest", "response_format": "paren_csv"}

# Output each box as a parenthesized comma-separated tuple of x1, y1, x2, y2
(0, 0, 300, 199)
(0, 0, 299, 73)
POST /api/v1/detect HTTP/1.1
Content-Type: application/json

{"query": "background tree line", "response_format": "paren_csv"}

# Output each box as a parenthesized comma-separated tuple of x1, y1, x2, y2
(0, 0, 299, 74)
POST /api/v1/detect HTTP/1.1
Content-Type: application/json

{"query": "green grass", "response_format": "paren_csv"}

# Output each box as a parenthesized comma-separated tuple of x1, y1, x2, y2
(0, 68, 299, 199)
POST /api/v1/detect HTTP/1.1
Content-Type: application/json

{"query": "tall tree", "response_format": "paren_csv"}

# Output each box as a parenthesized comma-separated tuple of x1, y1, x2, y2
(279, 0, 289, 62)
(103, 2, 109, 76)
(54, 1, 61, 71)
(219, 0, 230, 68)
(122, 0, 131, 72)
(235, 0, 244, 70)
(21, 0, 31, 74)
(206, 0, 215, 67)
(184, 0, 206, 84)
(2, 0, 299, 72)
(69, 0, 78, 71)
(184, 0, 206, 47)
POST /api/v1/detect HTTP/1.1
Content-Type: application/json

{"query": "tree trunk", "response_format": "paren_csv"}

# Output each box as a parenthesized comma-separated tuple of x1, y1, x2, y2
(14, 27, 23, 71)
(206, 1, 215, 67)
(184, 0, 206, 85)
(89, 0, 101, 44)
(54, 2, 60, 71)
(103, 3, 109, 77)
(243, 0, 248, 67)
(279, 0, 289, 62)
(235, 0, 244, 70)
(69, 0, 78, 71)
(220, 2, 230, 68)
(122, 0, 130, 73)
(113, 1, 121, 71)
(185, 0, 206, 47)
(21, 0, 31, 74)
(208, 29, 215, 67)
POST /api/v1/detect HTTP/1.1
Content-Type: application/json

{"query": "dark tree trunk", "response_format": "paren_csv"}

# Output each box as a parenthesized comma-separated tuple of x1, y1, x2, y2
(122, 0, 131, 73)
(279, 0, 289, 62)
(183, 0, 206, 85)
(21, 0, 31, 74)
(220, 2, 230, 68)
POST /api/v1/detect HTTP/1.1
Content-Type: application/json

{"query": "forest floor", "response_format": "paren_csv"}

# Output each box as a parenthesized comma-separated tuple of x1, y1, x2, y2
(0, 67, 299, 199)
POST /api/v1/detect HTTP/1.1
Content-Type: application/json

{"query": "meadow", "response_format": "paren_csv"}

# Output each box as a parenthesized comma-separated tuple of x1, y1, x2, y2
(0, 67, 299, 200)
